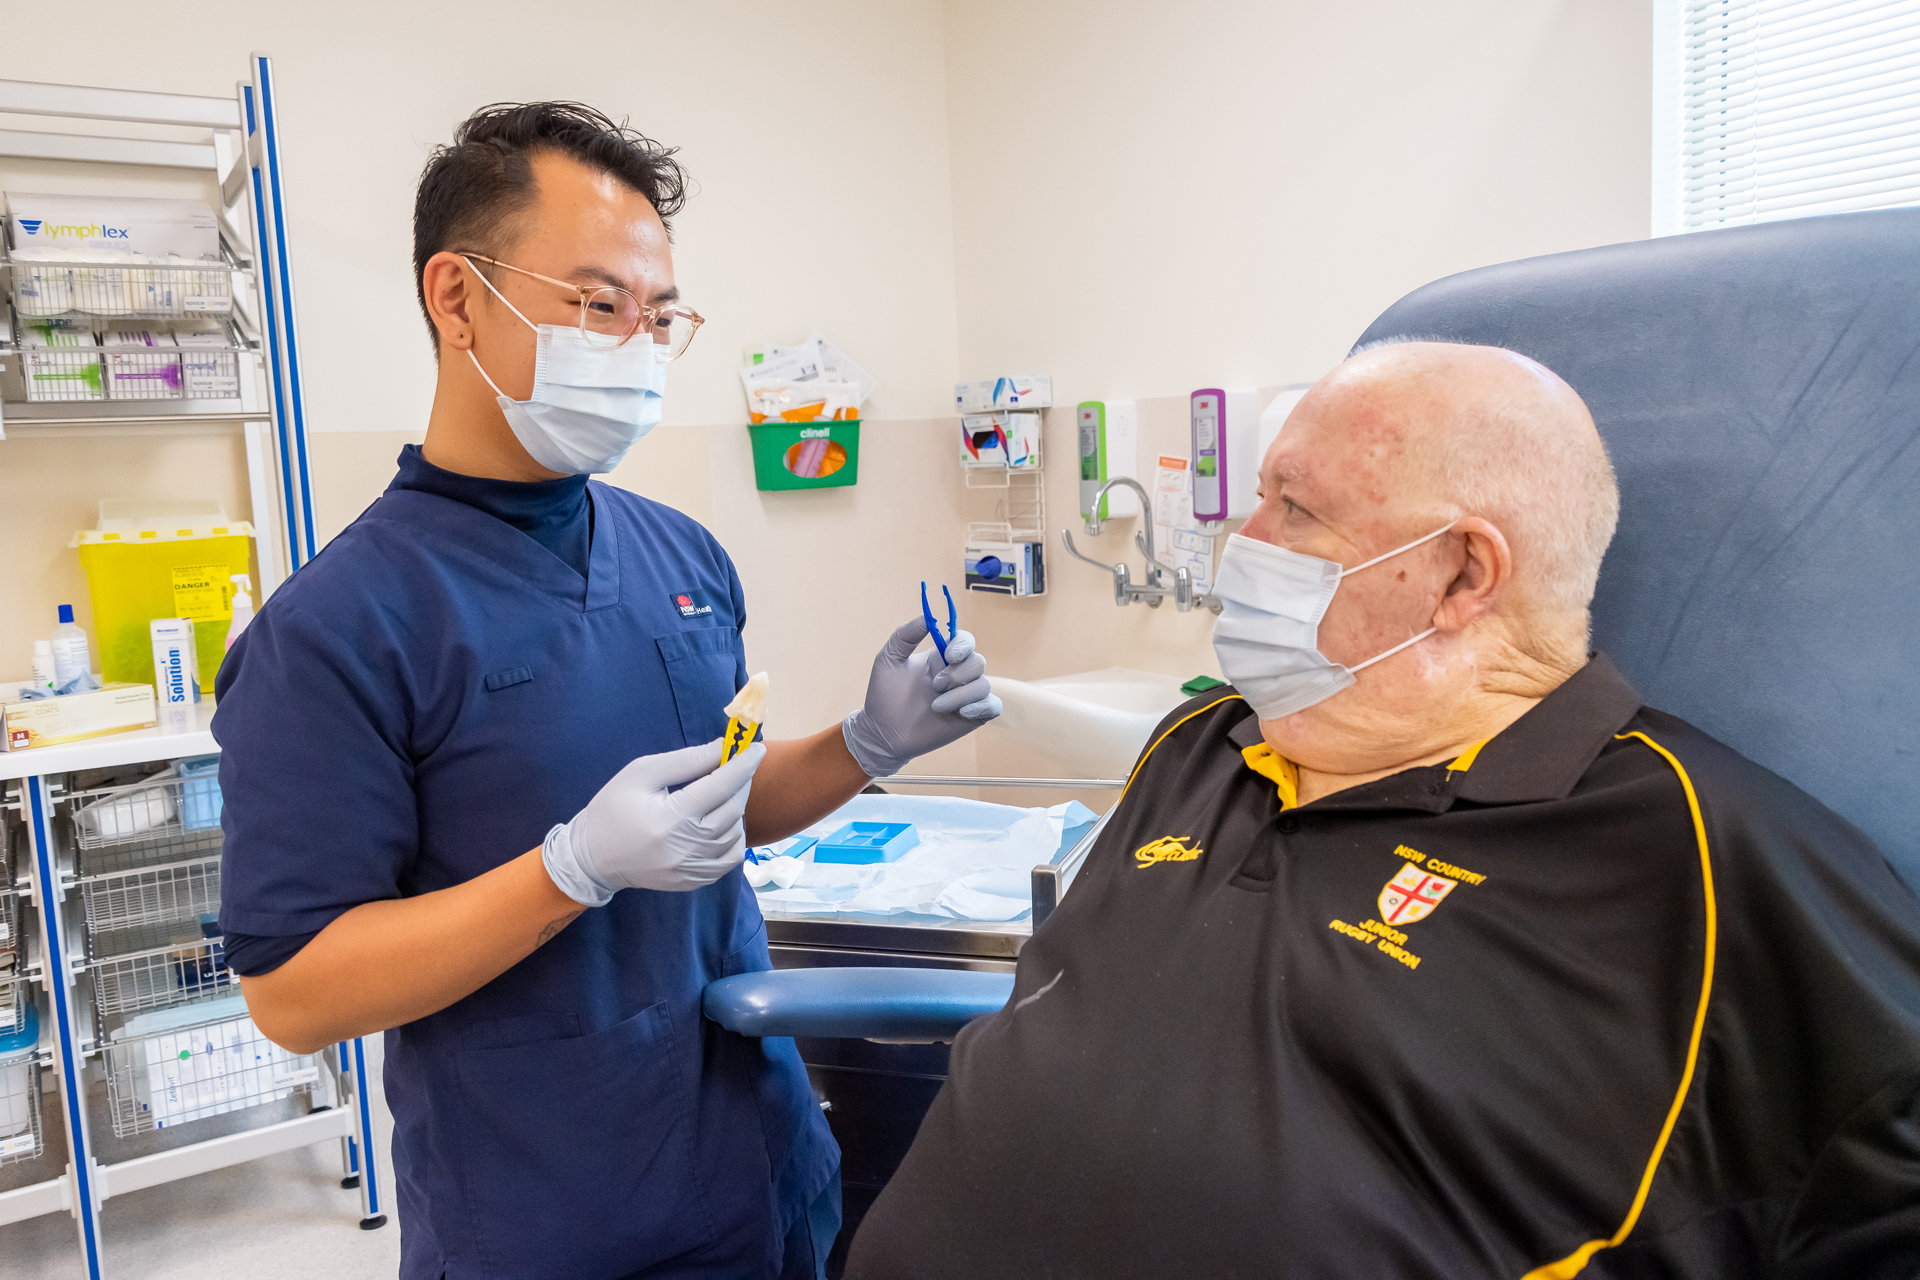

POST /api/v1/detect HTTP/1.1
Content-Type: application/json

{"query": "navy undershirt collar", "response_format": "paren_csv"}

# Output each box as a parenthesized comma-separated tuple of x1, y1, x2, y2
(387, 444, 591, 581)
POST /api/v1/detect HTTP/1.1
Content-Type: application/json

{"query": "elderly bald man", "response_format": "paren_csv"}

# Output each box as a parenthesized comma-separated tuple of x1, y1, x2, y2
(847, 341, 1920, 1279)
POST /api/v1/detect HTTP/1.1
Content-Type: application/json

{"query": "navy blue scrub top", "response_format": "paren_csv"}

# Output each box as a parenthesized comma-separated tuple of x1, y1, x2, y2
(214, 447, 838, 1280)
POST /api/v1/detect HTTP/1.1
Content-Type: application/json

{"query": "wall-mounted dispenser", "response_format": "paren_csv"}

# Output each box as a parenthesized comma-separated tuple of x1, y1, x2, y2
(1076, 399, 1137, 526)
(1190, 388, 1259, 528)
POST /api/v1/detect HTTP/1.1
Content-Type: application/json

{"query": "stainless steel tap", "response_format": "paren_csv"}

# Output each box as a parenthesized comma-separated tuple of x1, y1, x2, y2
(1060, 476, 1222, 613)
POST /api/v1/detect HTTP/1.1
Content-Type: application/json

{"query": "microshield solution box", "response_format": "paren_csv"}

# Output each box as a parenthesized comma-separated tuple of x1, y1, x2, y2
(149, 618, 202, 708)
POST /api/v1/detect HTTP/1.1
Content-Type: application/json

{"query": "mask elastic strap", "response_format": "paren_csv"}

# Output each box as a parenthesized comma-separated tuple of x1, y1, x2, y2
(461, 255, 537, 331)
(1349, 626, 1437, 674)
(459, 257, 535, 403)
(1338, 522, 1456, 579)
(467, 349, 510, 400)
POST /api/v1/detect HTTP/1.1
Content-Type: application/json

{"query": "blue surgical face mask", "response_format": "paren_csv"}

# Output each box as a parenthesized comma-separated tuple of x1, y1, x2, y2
(466, 268, 667, 475)
(1210, 523, 1455, 721)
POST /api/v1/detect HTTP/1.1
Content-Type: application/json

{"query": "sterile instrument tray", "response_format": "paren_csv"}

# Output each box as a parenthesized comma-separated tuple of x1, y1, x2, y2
(102, 1010, 318, 1138)
(815, 822, 920, 864)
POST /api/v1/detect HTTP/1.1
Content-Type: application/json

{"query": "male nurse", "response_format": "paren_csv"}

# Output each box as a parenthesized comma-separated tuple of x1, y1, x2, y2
(213, 101, 1000, 1280)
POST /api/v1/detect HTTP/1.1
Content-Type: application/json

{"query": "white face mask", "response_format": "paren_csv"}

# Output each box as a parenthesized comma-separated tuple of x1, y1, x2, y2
(1210, 523, 1455, 721)
(466, 267, 667, 475)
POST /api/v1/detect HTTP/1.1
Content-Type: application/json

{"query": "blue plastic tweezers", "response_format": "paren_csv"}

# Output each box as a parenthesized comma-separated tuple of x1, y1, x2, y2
(921, 581, 957, 660)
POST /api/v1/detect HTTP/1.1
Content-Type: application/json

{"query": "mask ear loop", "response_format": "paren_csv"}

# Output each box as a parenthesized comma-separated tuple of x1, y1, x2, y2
(1348, 626, 1436, 674)
(1340, 521, 1456, 673)
(1338, 521, 1457, 578)
(460, 255, 536, 400)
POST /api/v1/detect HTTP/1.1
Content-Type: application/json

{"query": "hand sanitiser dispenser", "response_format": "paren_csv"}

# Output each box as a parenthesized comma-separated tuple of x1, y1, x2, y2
(1076, 399, 1138, 522)
(1191, 389, 1259, 526)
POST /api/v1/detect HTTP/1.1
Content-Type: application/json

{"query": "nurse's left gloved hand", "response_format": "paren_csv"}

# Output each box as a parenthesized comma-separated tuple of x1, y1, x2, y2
(842, 616, 1002, 778)
(542, 739, 766, 907)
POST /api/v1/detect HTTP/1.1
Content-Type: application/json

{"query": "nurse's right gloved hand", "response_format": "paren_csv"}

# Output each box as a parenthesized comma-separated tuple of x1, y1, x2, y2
(541, 739, 767, 906)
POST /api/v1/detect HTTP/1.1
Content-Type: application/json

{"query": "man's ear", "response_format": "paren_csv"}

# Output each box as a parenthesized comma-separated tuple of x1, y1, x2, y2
(1431, 517, 1511, 634)
(421, 251, 480, 353)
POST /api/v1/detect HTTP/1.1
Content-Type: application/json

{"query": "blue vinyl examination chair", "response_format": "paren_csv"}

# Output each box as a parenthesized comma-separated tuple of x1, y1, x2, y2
(1351, 206, 1920, 888)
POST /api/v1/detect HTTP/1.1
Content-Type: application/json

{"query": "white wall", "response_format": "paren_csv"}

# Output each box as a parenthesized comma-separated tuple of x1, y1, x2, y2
(942, 0, 1651, 395)
(941, 0, 1653, 727)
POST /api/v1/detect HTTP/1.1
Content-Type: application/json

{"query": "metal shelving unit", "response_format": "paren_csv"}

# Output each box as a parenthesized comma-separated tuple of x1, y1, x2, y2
(0, 63, 382, 1278)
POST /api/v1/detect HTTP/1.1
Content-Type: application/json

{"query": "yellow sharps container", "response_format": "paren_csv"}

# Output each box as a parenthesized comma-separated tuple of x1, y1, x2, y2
(69, 500, 257, 695)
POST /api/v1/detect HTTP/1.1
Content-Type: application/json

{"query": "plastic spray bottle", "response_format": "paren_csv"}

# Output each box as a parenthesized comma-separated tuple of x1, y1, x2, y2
(50, 605, 91, 688)
(226, 574, 256, 651)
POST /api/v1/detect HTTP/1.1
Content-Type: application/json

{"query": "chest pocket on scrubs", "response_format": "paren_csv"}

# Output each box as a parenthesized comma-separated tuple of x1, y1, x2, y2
(656, 628, 741, 746)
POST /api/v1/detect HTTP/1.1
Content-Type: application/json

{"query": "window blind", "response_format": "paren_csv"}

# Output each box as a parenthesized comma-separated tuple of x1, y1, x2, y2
(1681, 0, 1920, 230)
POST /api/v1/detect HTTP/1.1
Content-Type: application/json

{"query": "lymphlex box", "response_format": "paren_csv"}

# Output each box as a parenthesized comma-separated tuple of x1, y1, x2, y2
(5, 193, 220, 261)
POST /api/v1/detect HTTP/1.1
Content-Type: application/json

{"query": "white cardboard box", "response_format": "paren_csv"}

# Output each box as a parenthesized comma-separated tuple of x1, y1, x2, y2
(2, 683, 156, 751)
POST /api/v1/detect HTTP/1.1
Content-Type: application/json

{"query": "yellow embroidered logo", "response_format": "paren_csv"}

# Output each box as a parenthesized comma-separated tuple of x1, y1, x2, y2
(1134, 836, 1202, 868)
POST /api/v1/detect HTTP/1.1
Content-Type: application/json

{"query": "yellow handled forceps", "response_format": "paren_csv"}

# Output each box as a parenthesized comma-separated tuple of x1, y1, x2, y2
(720, 672, 769, 763)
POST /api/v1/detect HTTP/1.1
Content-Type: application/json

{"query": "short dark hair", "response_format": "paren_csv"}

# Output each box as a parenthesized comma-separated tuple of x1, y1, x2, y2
(412, 101, 690, 349)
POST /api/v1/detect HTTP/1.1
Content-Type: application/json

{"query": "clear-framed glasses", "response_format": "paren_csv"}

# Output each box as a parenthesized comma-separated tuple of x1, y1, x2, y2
(458, 253, 705, 359)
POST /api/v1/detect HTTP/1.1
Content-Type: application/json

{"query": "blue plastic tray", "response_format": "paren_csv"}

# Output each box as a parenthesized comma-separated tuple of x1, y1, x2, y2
(815, 821, 919, 864)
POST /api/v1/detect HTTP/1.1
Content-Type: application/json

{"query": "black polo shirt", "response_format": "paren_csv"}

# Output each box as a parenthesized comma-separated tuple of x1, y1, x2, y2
(846, 655, 1920, 1279)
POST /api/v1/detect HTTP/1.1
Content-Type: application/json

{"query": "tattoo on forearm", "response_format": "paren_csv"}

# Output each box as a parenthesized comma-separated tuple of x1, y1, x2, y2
(536, 910, 583, 947)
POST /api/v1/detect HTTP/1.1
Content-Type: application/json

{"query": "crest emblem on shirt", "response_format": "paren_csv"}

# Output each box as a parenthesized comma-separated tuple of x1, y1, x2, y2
(1378, 861, 1457, 925)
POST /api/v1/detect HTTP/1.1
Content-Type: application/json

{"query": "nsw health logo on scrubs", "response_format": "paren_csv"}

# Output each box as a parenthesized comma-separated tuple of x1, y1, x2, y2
(673, 592, 713, 618)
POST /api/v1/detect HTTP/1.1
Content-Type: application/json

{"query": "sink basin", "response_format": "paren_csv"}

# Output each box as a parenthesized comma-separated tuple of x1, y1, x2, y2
(989, 668, 1193, 780)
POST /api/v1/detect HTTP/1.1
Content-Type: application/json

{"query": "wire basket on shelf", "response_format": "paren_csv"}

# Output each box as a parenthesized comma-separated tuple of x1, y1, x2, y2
(103, 1010, 317, 1138)
(80, 857, 221, 942)
(69, 771, 223, 857)
(9, 258, 232, 320)
(20, 346, 103, 402)
(0, 1056, 43, 1165)
(89, 937, 232, 1034)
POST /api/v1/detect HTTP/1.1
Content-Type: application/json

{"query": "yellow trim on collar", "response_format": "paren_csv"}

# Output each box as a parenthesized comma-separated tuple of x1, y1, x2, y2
(1447, 737, 1492, 772)
(1239, 743, 1300, 811)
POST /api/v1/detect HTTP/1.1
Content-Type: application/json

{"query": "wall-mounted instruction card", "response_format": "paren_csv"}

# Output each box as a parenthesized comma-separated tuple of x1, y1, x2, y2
(1153, 456, 1216, 593)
